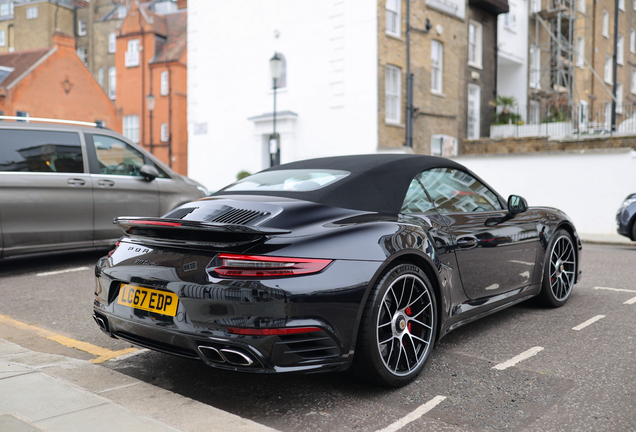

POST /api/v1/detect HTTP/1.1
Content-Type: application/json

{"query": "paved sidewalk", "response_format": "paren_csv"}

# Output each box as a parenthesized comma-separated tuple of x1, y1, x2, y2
(578, 233, 635, 246)
(0, 339, 277, 432)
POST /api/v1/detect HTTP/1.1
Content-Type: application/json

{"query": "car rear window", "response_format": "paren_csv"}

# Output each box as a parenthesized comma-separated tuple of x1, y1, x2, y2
(0, 129, 83, 173)
(222, 169, 350, 192)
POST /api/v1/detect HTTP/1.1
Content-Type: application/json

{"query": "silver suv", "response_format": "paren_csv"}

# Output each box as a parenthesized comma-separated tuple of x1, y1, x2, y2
(0, 119, 207, 258)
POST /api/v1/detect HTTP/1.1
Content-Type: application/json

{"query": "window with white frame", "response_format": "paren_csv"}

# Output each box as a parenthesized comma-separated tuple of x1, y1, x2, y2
(529, 100, 540, 124)
(385, 65, 401, 123)
(0, 30, 4, 46)
(503, 3, 517, 31)
(78, 19, 87, 36)
(618, 35, 624, 65)
(605, 55, 613, 83)
(123, 115, 140, 143)
(603, 11, 609, 38)
(530, 0, 541, 13)
(576, 37, 585, 67)
(0, 3, 10, 16)
(619, 0, 625, 11)
(160, 71, 169, 96)
(125, 39, 140, 67)
(617, 83, 624, 113)
(76, 47, 87, 65)
(26, 6, 37, 19)
(604, 102, 611, 129)
(467, 84, 481, 139)
(116, 5, 127, 19)
(578, 0, 585, 13)
(386, 0, 400, 37)
(631, 30, 636, 53)
(98, 67, 104, 87)
(431, 40, 443, 93)
(632, 69, 636, 94)
(578, 101, 588, 129)
(160, 123, 168, 142)
(108, 66, 116, 100)
(468, 21, 483, 68)
(109, 32, 116, 53)
(530, 46, 541, 89)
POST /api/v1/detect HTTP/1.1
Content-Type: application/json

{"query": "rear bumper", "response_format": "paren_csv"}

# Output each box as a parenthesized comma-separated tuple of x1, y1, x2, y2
(93, 248, 382, 373)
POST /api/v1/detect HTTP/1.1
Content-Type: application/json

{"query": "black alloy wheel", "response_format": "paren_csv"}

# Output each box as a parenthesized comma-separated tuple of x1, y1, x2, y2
(353, 263, 437, 387)
(631, 219, 636, 241)
(539, 229, 576, 307)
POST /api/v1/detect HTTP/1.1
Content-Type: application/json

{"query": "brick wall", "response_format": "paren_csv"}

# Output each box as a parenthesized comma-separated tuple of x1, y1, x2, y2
(462, 134, 636, 154)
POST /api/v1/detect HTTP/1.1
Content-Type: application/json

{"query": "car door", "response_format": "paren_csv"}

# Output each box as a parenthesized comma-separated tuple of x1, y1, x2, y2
(0, 128, 93, 257)
(419, 168, 539, 300)
(85, 134, 159, 247)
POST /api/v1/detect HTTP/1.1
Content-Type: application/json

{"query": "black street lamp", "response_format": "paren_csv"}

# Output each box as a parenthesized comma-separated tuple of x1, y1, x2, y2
(269, 53, 282, 166)
(146, 93, 155, 154)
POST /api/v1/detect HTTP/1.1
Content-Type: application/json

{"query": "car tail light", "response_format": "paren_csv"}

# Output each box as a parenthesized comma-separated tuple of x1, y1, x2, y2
(107, 241, 121, 258)
(226, 327, 322, 336)
(214, 253, 331, 277)
(129, 220, 182, 227)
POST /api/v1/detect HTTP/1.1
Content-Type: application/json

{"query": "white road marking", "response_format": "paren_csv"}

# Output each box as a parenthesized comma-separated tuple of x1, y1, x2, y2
(492, 347, 544, 371)
(375, 396, 446, 432)
(510, 260, 534, 266)
(36, 266, 89, 277)
(624, 296, 636, 305)
(594, 286, 636, 293)
(572, 315, 606, 331)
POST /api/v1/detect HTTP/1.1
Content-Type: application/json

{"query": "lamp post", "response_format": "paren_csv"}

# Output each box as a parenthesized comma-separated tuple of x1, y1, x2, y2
(146, 93, 155, 154)
(269, 53, 282, 166)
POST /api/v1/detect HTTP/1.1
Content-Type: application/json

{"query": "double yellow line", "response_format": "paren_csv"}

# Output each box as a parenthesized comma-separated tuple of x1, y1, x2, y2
(0, 314, 136, 364)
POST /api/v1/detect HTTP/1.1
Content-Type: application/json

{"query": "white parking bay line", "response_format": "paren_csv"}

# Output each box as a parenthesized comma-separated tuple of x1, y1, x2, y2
(492, 346, 544, 371)
(594, 286, 636, 293)
(375, 396, 446, 432)
(624, 296, 636, 305)
(572, 315, 606, 331)
(36, 266, 89, 277)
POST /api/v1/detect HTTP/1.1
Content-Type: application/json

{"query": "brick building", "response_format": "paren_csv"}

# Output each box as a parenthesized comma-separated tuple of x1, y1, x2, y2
(115, 0, 187, 175)
(187, 0, 508, 191)
(0, 31, 119, 127)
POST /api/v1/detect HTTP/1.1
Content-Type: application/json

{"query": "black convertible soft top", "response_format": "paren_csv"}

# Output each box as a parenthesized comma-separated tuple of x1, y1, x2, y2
(214, 154, 468, 214)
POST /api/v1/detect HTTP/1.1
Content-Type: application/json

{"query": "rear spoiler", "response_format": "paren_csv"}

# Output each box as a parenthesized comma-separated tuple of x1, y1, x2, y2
(114, 217, 291, 236)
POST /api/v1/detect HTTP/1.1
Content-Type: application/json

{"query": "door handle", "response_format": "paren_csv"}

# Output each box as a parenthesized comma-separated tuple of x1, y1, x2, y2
(98, 179, 115, 187)
(67, 178, 86, 187)
(456, 238, 478, 249)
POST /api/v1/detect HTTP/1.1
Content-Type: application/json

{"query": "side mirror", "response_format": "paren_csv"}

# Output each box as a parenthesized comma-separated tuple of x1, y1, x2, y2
(139, 164, 160, 181)
(507, 195, 528, 214)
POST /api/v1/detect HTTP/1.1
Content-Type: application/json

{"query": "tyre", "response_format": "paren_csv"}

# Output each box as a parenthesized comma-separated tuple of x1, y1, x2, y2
(538, 229, 577, 308)
(353, 263, 437, 387)
(631, 219, 636, 241)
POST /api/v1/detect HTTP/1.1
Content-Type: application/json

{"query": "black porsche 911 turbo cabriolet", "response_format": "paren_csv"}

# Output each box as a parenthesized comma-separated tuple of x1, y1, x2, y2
(93, 154, 582, 387)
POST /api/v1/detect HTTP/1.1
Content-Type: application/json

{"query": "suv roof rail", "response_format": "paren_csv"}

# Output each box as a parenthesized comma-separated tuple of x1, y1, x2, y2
(0, 115, 105, 128)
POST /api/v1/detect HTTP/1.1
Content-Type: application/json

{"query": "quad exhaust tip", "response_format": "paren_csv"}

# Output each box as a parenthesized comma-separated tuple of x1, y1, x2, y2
(198, 345, 256, 366)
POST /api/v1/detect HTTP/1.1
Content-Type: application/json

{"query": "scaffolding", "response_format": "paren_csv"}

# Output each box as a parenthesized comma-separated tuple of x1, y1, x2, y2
(531, 0, 577, 111)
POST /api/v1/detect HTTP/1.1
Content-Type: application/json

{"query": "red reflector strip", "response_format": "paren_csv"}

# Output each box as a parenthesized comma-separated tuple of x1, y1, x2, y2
(134, 220, 182, 227)
(215, 254, 331, 277)
(226, 327, 322, 336)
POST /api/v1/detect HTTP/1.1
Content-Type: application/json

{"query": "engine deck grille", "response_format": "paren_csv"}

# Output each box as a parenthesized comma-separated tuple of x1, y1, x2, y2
(205, 208, 270, 225)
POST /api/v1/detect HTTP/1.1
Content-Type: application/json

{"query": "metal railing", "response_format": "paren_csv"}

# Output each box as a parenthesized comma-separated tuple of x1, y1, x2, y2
(489, 104, 636, 139)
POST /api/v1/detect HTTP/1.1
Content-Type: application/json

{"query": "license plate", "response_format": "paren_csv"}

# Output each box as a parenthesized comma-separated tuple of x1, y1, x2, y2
(117, 284, 179, 317)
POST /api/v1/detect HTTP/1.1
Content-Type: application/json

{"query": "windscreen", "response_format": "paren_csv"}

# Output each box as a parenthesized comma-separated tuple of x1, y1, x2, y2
(221, 169, 350, 192)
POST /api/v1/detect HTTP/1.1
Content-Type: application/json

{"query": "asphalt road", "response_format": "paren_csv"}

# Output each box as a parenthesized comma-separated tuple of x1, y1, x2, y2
(0, 244, 634, 431)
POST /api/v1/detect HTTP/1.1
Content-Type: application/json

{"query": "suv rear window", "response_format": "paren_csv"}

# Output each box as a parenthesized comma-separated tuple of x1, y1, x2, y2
(222, 169, 350, 192)
(0, 130, 83, 173)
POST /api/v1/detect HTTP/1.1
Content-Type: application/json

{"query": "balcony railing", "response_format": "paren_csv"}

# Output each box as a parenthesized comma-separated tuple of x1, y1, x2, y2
(426, 0, 460, 17)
